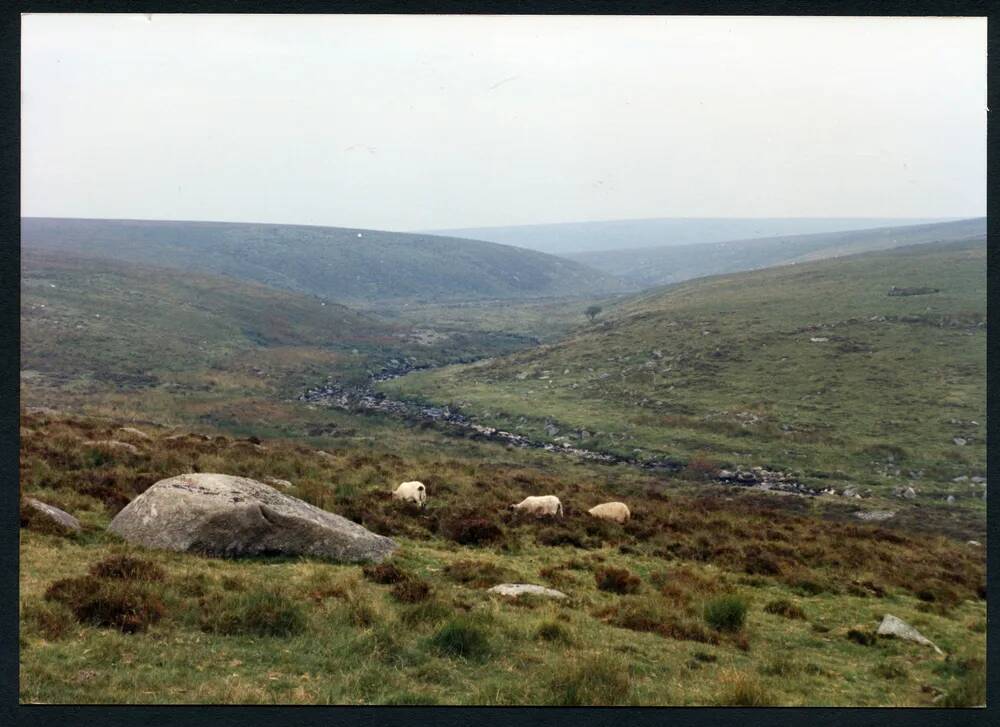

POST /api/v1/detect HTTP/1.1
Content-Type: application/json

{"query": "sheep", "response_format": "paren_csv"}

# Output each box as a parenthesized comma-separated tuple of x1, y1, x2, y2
(509, 495, 563, 518)
(392, 480, 427, 507)
(587, 501, 630, 524)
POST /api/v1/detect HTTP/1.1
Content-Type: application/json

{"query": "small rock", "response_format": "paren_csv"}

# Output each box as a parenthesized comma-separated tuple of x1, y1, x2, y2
(717, 469, 736, 481)
(854, 510, 896, 522)
(265, 477, 293, 489)
(117, 427, 152, 441)
(488, 583, 567, 599)
(316, 450, 336, 461)
(809, 337, 829, 343)
(971, 476, 986, 483)
(967, 540, 982, 547)
(946, 495, 955, 504)
(952, 476, 969, 482)
(953, 437, 967, 446)
(877, 614, 943, 655)
(83, 439, 141, 455)
(23, 497, 81, 532)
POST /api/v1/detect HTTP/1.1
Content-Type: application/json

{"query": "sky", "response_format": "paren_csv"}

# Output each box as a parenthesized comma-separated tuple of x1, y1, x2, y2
(21, 14, 987, 231)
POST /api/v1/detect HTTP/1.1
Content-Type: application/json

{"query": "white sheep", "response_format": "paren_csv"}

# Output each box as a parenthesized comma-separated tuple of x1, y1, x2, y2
(392, 480, 427, 507)
(587, 501, 630, 524)
(509, 495, 563, 517)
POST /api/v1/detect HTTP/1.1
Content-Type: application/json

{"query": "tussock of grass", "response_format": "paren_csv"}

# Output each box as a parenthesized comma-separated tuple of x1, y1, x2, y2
(44, 575, 164, 634)
(703, 595, 748, 632)
(714, 670, 777, 706)
(594, 566, 641, 594)
(89, 555, 166, 582)
(199, 588, 306, 637)
(546, 653, 632, 706)
(428, 616, 494, 661)
(763, 598, 805, 620)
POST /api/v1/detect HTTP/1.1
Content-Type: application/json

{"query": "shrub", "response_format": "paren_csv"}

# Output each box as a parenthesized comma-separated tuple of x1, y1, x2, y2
(763, 599, 805, 620)
(391, 579, 431, 604)
(200, 589, 306, 637)
(743, 547, 783, 576)
(597, 598, 718, 644)
(362, 562, 409, 584)
(428, 617, 493, 661)
(547, 653, 632, 706)
(89, 555, 165, 582)
(440, 517, 503, 546)
(703, 595, 748, 632)
(714, 670, 776, 706)
(594, 567, 641, 594)
(44, 575, 164, 634)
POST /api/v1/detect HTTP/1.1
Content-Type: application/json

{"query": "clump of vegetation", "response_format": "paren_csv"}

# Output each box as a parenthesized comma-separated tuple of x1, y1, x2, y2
(703, 595, 748, 632)
(714, 670, 776, 706)
(547, 652, 631, 706)
(428, 616, 493, 661)
(89, 555, 165, 582)
(534, 620, 572, 644)
(873, 658, 909, 680)
(44, 575, 164, 634)
(443, 559, 510, 587)
(938, 658, 986, 707)
(21, 601, 75, 641)
(362, 562, 409, 584)
(681, 452, 720, 480)
(391, 578, 432, 604)
(594, 566, 641, 594)
(846, 627, 877, 646)
(763, 598, 805, 620)
(596, 597, 717, 644)
(200, 588, 306, 637)
(439, 516, 503, 546)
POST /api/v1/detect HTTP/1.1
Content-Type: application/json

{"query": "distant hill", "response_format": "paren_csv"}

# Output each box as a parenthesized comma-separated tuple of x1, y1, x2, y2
(384, 238, 986, 499)
(21, 252, 407, 393)
(20, 217, 627, 303)
(425, 217, 955, 256)
(567, 218, 986, 287)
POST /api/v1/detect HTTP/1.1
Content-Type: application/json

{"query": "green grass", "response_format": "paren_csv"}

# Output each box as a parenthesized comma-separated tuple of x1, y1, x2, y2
(18, 410, 986, 705)
(383, 239, 987, 505)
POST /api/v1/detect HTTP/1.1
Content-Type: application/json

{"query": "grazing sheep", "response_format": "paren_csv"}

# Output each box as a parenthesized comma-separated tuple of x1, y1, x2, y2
(587, 501, 630, 524)
(392, 481, 427, 507)
(509, 495, 563, 518)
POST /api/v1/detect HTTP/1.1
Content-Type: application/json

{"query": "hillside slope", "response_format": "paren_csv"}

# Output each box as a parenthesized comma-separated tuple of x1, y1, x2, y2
(21, 217, 628, 303)
(568, 218, 986, 287)
(383, 239, 987, 503)
(426, 217, 953, 256)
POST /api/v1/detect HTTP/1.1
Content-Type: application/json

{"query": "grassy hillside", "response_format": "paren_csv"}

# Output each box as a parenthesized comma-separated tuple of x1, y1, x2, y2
(21, 217, 627, 304)
(427, 217, 952, 256)
(383, 239, 987, 505)
(19, 409, 985, 705)
(568, 218, 986, 287)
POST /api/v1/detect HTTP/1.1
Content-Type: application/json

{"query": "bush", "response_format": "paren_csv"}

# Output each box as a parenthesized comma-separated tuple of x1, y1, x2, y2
(703, 595, 748, 632)
(547, 653, 632, 706)
(22, 600, 75, 641)
(200, 588, 306, 637)
(594, 567, 641, 594)
(89, 555, 165, 582)
(440, 517, 503, 546)
(362, 562, 409, 584)
(763, 599, 805, 620)
(44, 575, 164, 634)
(428, 617, 493, 661)
(597, 598, 718, 644)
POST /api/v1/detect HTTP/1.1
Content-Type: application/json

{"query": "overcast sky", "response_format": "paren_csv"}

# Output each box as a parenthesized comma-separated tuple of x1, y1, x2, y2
(22, 14, 986, 231)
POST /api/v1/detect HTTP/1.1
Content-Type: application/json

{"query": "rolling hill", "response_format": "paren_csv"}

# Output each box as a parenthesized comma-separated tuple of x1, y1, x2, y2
(20, 217, 628, 304)
(567, 218, 987, 288)
(426, 217, 955, 256)
(383, 238, 987, 503)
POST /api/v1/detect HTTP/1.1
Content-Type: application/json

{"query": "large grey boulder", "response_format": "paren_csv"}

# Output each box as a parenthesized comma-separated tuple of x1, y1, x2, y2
(108, 473, 396, 563)
(23, 497, 81, 532)
(877, 614, 943, 655)
(488, 583, 567, 599)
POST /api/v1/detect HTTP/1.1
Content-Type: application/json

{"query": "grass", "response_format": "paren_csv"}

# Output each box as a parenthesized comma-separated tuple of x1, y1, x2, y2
(383, 239, 986, 506)
(17, 381, 986, 704)
(704, 595, 748, 633)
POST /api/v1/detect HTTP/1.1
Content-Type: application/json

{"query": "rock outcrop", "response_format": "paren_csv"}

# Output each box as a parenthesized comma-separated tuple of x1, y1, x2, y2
(108, 473, 396, 563)
(22, 497, 81, 532)
(877, 614, 943, 655)
(488, 583, 567, 599)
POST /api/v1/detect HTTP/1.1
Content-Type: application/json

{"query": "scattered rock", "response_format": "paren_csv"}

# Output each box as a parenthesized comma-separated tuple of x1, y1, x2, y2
(877, 614, 943, 655)
(971, 476, 986, 483)
(809, 337, 829, 343)
(544, 423, 560, 437)
(952, 476, 969, 482)
(108, 473, 396, 563)
(83, 440, 140, 455)
(22, 497, 81, 532)
(854, 510, 896, 522)
(488, 583, 567, 599)
(894, 486, 916, 500)
(718, 469, 736, 481)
